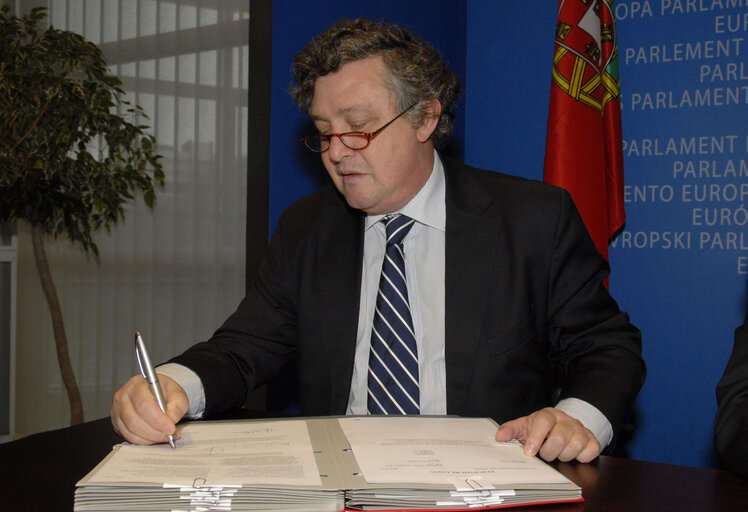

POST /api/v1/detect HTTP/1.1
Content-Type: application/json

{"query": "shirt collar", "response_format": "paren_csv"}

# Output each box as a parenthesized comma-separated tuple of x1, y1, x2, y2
(365, 149, 446, 232)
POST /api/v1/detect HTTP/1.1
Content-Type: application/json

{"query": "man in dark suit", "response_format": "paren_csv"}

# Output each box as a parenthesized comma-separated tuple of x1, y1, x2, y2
(111, 18, 645, 463)
(714, 306, 748, 478)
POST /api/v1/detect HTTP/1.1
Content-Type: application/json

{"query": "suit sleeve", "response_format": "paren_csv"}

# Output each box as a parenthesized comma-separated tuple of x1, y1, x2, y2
(714, 308, 748, 477)
(546, 190, 646, 432)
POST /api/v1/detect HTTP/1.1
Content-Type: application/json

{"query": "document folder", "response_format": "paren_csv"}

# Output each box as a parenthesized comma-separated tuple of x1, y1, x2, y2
(75, 416, 582, 511)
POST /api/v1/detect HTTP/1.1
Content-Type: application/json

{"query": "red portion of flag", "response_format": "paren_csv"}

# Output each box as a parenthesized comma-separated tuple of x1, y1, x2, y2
(543, 0, 625, 262)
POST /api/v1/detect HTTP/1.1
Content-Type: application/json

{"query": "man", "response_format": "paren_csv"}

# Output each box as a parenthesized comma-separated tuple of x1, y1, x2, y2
(714, 306, 748, 478)
(111, 18, 645, 463)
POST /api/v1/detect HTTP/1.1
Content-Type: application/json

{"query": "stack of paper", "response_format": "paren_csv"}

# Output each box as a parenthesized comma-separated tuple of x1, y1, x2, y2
(75, 416, 581, 511)
(338, 416, 581, 510)
(75, 420, 343, 511)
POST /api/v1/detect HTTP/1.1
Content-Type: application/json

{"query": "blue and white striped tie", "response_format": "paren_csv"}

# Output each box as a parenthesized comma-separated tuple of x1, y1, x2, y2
(367, 214, 420, 415)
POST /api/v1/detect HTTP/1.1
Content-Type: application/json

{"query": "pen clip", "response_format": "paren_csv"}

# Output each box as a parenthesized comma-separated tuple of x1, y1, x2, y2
(135, 346, 146, 380)
(134, 332, 156, 384)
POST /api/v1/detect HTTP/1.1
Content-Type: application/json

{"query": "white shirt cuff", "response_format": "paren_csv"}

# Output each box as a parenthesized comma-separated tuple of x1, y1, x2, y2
(156, 363, 206, 419)
(555, 398, 614, 450)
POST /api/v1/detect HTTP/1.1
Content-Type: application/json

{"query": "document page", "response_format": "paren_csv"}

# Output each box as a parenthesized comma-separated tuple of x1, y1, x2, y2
(81, 420, 323, 487)
(338, 417, 570, 487)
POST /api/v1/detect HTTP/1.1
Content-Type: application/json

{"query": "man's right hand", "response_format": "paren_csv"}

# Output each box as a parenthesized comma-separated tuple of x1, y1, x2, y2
(110, 373, 189, 445)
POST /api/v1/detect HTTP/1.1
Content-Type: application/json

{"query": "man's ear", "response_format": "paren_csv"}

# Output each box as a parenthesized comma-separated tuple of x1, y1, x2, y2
(416, 98, 442, 143)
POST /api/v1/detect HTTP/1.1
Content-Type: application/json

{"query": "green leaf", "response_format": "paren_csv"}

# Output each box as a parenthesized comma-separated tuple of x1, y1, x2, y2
(0, 7, 164, 254)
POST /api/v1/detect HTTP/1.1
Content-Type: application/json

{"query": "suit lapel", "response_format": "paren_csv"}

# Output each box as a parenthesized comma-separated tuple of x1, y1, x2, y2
(315, 188, 365, 412)
(443, 159, 503, 415)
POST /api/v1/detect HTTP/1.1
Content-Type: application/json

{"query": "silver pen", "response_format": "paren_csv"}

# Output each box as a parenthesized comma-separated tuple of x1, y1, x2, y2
(135, 331, 176, 449)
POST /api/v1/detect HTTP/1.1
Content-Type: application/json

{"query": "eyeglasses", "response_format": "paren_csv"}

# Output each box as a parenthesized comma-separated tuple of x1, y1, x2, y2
(302, 103, 417, 153)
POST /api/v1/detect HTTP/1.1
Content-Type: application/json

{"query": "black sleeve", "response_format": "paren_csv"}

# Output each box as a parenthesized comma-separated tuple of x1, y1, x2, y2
(714, 307, 748, 478)
(546, 189, 645, 432)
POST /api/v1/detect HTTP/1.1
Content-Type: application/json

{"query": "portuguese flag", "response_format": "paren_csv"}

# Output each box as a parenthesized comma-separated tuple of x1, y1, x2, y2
(543, 0, 625, 262)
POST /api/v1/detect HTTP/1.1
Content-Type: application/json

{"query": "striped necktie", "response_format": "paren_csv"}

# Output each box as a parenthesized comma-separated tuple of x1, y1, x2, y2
(367, 214, 420, 415)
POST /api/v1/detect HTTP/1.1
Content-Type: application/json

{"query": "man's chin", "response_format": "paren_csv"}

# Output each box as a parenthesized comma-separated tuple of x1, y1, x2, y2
(336, 185, 375, 213)
(344, 198, 373, 213)
(341, 195, 382, 214)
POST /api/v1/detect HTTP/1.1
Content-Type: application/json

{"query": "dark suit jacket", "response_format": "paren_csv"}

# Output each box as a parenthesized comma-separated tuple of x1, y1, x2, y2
(172, 157, 645, 433)
(714, 307, 748, 478)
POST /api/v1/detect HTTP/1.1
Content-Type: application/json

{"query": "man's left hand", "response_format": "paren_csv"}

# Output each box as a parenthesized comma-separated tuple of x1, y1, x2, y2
(495, 407, 601, 463)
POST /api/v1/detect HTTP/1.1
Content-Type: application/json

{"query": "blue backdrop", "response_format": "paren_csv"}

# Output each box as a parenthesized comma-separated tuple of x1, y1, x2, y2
(268, 1, 748, 469)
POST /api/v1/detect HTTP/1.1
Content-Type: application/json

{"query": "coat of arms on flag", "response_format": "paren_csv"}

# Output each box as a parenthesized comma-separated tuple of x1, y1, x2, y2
(552, 0, 621, 111)
(544, 0, 626, 265)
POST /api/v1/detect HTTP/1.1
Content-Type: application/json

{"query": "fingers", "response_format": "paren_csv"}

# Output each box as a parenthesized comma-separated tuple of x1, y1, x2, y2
(495, 418, 525, 443)
(495, 407, 602, 463)
(110, 374, 188, 445)
(111, 375, 172, 445)
(538, 422, 600, 463)
(160, 375, 190, 424)
(569, 436, 601, 463)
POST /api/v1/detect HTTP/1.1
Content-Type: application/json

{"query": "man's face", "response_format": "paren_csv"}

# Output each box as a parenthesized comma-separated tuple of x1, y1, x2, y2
(309, 56, 435, 215)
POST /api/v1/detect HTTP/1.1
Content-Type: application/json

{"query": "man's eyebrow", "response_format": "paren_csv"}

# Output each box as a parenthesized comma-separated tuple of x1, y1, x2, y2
(310, 105, 368, 122)
(337, 105, 366, 116)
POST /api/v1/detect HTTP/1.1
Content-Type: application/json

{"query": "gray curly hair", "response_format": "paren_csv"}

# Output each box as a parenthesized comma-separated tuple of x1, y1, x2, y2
(290, 18, 461, 148)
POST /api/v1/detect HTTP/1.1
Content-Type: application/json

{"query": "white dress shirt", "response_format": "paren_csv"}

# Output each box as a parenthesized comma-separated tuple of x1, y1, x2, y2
(346, 150, 447, 415)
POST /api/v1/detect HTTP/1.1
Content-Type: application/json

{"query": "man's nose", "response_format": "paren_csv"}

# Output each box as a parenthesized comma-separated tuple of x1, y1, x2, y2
(327, 135, 354, 162)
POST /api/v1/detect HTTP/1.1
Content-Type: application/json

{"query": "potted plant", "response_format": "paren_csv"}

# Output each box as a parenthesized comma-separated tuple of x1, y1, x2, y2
(0, 6, 164, 425)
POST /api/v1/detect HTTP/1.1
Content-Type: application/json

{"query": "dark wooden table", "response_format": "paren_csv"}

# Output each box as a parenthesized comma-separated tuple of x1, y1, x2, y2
(2, 417, 747, 511)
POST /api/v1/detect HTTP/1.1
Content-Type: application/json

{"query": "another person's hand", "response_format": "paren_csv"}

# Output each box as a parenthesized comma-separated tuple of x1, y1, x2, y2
(110, 373, 189, 445)
(495, 407, 601, 463)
